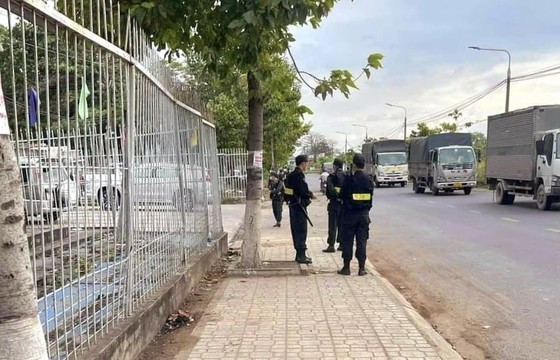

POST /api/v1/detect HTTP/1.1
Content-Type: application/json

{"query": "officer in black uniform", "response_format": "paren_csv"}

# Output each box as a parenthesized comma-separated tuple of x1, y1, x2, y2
(323, 158, 346, 253)
(338, 153, 374, 276)
(269, 175, 284, 227)
(284, 155, 314, 264)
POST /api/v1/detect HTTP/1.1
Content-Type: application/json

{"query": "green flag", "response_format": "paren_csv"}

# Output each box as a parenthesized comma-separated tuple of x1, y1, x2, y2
(78, 77, 90, 120)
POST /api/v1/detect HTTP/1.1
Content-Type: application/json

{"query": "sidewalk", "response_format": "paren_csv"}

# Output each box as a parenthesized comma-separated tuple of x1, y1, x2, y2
(178, 199, 460, 360)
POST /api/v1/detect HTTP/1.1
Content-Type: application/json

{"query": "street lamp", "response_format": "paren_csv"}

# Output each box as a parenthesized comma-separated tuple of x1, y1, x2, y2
(336, 131, 348, 155)
(352, 124, 369, 141)
(468, 46, 512, 112)
(385, 103, 407, 141)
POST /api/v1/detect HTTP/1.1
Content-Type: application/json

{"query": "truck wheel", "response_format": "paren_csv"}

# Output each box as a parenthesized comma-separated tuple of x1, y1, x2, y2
(464, 188, 472, 195)
(374, 177, 380, 188)
(401, 182, 406, 187)
(419, 187, 426, 194)
(536, 184, 552, 211)
(495, 182, 514, 205)
(431, 186, 439, 196)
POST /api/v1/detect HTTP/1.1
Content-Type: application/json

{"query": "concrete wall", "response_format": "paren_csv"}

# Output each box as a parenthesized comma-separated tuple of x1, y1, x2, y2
(81, 232, 229, 360)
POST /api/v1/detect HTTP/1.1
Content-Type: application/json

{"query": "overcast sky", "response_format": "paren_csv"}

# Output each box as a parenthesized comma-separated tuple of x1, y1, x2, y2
(290, 0, 560, 151)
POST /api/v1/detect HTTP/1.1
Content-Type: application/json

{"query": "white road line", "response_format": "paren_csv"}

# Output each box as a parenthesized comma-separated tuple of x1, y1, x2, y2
(469, 210, 482, 214)
(501, 217, 519, 223)
(545, 228, 560, 233)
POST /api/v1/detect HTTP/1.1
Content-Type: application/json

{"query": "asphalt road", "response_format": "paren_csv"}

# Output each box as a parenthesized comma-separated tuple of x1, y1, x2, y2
(368, 185, 560, 360)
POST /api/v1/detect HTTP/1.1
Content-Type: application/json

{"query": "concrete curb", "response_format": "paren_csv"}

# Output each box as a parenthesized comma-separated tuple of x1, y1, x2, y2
(365, 261, 463, 360)
(81, 232, 229, 360)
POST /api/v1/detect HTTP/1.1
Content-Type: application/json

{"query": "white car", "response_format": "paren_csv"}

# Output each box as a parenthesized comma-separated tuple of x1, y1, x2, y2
(82, 163, 213, 210)
(19, 159, 79, 223)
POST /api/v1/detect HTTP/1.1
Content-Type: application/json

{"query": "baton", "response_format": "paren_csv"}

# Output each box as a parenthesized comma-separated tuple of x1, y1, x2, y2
(298, 203, 314, 227)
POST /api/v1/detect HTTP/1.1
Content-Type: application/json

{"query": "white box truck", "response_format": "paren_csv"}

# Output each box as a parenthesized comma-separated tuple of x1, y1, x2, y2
(486, 105, 560, 210)
(362, 139, 408, 187)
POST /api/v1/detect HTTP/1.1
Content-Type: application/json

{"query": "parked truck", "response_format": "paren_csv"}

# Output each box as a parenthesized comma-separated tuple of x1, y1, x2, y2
(486, 105, 560, 210)
(409, 133, 477, 195)
(362, 139, 408, 187)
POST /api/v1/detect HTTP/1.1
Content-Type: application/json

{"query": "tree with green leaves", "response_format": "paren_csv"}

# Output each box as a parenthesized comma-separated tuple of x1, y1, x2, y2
(123, 0, 383, 267)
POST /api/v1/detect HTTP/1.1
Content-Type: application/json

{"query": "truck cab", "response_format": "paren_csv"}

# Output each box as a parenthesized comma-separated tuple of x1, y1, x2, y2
(374, 151, 408, 187)
(429, 145, 477, 195)
(534, 129, 560, 209)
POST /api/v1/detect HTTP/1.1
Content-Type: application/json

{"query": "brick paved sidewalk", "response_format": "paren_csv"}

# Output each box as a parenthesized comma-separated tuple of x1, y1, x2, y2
(176, 201, 460, 360)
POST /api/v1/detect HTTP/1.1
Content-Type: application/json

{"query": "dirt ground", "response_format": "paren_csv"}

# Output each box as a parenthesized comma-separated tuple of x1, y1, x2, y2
(137, 255, 233, 360)
(371, 252, 496, 360)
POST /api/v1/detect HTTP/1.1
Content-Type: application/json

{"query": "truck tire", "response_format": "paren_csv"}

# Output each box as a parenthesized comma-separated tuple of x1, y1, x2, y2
(464, 188, 472, 195)
(418, 187, 426, 194)
(401, 182, 406, 187)
(495, 182, 515, 205)
(431, 186, 439, 196)
(374, 177, 380, 188)
(536, 183, 552, 211)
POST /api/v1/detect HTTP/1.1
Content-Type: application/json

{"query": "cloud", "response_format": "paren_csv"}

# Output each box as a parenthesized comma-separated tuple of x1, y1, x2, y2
(290, 0, 560, 148)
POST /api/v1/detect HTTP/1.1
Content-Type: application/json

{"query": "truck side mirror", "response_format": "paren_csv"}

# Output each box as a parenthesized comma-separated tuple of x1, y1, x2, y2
(536, 140, 545, 156)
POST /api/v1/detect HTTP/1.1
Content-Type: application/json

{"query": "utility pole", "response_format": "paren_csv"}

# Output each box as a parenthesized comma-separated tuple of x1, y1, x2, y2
(386, 103, 408, 141)
(336, 131, 348, 155)
(468, 46, 512, 112)
(352, 124, 369, 141)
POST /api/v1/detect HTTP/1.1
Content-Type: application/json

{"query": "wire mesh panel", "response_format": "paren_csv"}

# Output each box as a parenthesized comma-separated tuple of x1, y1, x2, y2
(0, 1, 223, 358)
(218, 148, 248, 202)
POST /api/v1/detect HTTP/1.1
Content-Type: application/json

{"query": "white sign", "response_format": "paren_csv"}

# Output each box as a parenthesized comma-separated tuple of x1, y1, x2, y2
(0, 76, 9, 135)
(253, 151, 263, 168)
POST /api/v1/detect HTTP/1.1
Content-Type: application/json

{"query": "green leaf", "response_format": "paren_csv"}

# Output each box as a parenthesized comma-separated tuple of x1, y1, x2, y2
(228, 19, 245, 29)
(140, 2, 155, 9)
(243, 11, 257, 25)
(363, 68, 371, 79)
(367, 53, 384, 69)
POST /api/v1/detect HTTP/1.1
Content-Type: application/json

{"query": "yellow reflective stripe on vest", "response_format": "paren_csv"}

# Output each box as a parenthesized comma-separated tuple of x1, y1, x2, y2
(335, 187, 341, 193)
(284, 187, 294, 195)
(352, 193, 371, 201)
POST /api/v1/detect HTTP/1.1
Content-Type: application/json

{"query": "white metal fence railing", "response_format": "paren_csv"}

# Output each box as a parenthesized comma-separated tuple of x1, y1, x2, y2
(0, 1, 223, 358)
(218, 148, 248, 202)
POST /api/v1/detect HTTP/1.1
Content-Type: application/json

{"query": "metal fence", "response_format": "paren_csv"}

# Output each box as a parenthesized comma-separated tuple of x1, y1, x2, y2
(218, 148, 248, 202)
(0, 1, 223, 358)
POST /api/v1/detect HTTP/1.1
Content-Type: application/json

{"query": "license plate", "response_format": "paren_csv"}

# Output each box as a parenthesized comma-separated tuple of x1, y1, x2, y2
(453, 182, 462, 188)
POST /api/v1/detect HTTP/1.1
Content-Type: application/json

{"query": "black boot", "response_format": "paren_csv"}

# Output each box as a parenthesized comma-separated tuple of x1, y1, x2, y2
(295, 250, 312, 264)
(337, 259, 351, 275)
(358, 261, 367, 276)
(323, 245, 336, 253)
(304, 251, 313, 264)
(336, 243, 343, 251)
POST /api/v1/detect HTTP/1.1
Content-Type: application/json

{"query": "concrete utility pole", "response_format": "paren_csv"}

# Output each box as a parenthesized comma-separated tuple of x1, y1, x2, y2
(469, 46, 512, 112)
(352, 124, 369, 141)
(386, 103, 407, 141)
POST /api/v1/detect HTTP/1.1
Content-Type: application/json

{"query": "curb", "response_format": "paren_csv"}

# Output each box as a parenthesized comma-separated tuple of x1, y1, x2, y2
(365, 261, 463, 360)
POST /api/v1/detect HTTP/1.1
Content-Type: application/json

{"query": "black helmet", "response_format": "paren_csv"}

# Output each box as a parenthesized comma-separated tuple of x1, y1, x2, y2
(353, 153, 366, 168)
(333, 158, 344, 168)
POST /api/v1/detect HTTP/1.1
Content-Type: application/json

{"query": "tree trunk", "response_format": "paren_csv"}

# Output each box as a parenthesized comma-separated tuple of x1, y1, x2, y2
(241, 71, 263, 268)
(0, 136, 48, 360)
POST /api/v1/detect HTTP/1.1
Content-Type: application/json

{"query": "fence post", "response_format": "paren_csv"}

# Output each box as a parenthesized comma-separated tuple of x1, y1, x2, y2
(124, 65, 136, 316)
(172, 104, 188, 264)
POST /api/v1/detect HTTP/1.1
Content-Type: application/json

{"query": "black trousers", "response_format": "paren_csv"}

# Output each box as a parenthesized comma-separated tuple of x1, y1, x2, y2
(340, 211, 370, 263)
(327, 204, 342, 246)
(272, 199, 283, 223)
(289, 204, 308, 251)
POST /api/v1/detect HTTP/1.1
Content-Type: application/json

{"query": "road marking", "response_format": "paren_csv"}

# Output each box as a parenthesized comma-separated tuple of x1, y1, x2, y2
(469, 210, 482, 214)
(546, 228, 560, 233)
(501, 217, 519, 223)
(447, 205, 457, 208)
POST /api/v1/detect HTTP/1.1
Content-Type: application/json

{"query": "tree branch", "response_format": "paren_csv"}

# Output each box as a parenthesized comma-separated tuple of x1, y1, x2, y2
(286, 46, 318, 92)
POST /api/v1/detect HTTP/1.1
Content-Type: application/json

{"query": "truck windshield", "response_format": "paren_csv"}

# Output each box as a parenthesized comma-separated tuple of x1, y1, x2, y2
(378, 153, 407, 166)
(439, 148, 475, 165)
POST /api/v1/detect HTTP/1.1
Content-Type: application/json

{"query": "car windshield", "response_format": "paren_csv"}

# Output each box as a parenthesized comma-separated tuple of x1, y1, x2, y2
(439, 148, 475, 165)
(378, 153, 407, 166)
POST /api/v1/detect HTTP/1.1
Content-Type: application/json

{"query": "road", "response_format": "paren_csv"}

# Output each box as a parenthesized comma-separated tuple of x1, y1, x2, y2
(368, 185, 560, 360)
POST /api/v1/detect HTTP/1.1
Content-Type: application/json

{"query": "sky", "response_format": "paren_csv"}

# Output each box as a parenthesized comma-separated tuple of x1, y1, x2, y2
(290, 0, 560, 151)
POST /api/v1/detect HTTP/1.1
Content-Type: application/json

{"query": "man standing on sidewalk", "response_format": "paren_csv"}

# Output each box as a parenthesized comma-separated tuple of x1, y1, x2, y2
(323, 158, 345, 253)
(269, 175, 284, 227)
(284, 155, 314, 264)
(338, 153, 374, 276)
